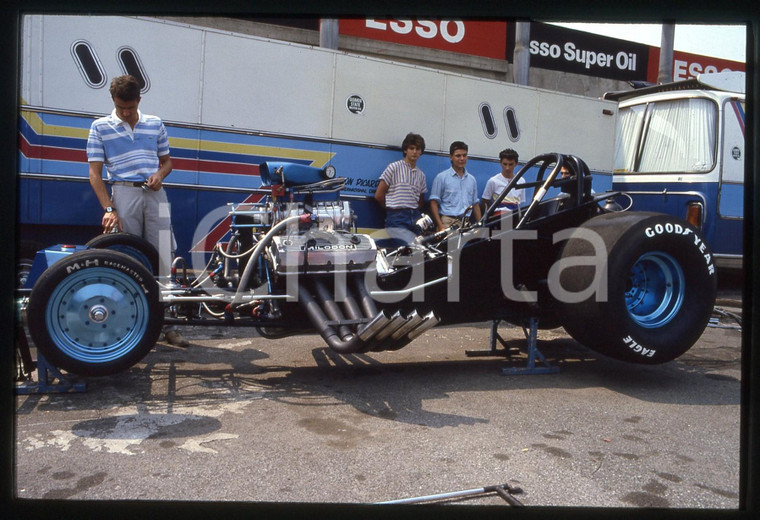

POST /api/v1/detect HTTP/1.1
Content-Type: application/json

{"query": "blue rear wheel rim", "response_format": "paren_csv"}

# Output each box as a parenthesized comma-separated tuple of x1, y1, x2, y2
(625, 252, 685, 328)
(45, 267, 151, 364)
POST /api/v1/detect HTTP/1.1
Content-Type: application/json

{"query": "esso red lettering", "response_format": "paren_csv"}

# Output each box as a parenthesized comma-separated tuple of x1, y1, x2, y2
(674, 59, 737, 81)
(389, 20, 413, 34)
(365, 19, 386, 31)
(439, 21, 465, 43)
(364, 19, 465, 44)
(689, 62, 704, 77)
(415, 20, 437, 39)
(673, 60, 688, 80)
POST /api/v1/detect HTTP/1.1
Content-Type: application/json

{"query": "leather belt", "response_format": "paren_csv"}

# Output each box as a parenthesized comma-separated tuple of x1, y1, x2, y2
(110, 180, 146, 187)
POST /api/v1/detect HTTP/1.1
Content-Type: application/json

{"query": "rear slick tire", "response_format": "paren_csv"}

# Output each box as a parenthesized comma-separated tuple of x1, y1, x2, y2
(86, 232, 159, 275)
(557, 212, 717, 364)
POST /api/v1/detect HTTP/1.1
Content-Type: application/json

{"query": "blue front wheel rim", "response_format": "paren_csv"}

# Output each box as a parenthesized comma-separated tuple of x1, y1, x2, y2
(45, 267, 151, 364)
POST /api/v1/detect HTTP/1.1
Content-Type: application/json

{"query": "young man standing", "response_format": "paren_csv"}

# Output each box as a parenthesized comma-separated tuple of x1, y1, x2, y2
(86, 75, 187, 347)
(429, 141, 482, 232)
(374, 132, 428, 245)
(481, 148, 526, 214)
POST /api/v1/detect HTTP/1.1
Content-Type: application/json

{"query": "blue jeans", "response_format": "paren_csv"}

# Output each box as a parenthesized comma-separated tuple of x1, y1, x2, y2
(384, 208, 422, 246)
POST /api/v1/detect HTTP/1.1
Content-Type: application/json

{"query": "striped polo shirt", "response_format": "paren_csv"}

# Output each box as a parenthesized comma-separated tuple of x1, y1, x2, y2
(379, 159, 427, 209)
(86, 109, 170, 181)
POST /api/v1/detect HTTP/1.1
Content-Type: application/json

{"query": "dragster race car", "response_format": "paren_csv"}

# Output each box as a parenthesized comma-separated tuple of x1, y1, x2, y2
(19, 153, 717, 377)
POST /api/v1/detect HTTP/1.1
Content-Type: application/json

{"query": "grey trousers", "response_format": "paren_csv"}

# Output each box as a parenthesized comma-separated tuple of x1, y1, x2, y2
(110, 184, 176, 273)
(111, 184, 178, 334)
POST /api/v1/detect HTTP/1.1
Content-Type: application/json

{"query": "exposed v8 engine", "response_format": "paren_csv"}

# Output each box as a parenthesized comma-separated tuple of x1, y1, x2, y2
(21, 154, 718, 377)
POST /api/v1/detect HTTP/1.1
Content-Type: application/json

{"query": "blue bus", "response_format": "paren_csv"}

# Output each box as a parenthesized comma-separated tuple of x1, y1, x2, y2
(605, 72, 745, 269)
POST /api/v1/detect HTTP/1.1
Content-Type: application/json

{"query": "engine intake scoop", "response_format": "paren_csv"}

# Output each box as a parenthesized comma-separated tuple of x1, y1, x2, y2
(260, 162, 335, 186)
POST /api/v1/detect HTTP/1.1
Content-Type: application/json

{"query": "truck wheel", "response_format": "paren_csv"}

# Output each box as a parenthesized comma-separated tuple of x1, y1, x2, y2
(26, 249, 163, 376)
(17, 239, 43, 288)
(556, 212, 716, 364)
(17, 258, 34, 289)
(86, 232, 159, 275)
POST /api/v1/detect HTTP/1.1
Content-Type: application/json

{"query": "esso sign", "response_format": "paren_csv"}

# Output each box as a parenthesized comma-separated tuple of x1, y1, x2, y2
(339, 19, 508, 60)
(673, 60, 736, 81)
(668, 50, 744, 82)
(365, 19, 465, 44)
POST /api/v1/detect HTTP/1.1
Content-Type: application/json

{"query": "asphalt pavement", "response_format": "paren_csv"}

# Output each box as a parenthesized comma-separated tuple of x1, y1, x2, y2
(13, 288, 742, 514)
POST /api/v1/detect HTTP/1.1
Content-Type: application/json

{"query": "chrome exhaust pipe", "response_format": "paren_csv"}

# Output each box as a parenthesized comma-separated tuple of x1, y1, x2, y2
(385, 311, 440, 351)
(358, 310, 391, 341)
(390, 310, 424, 341)
(406, 311, 439, 340)
(374, 311, 408, 341)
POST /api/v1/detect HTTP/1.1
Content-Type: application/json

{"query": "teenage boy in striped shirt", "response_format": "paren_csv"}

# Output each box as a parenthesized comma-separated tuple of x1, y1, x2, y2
(373, 133, 428, 246)
(87, 75, 187, 347)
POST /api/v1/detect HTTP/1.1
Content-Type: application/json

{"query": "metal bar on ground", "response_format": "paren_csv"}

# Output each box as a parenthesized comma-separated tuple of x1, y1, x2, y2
(375, 483, 523, 506)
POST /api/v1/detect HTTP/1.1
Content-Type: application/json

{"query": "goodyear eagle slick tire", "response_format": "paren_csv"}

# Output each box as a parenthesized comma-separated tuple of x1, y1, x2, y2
(556, 212, 716, 364)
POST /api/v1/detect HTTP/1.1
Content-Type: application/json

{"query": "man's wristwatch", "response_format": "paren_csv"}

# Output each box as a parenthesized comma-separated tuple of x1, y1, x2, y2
(105, 206, 116, 213)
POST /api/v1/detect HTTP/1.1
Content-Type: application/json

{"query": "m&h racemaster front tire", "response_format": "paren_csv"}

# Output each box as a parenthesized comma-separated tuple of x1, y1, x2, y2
(26, 249, 163, 377)
(557, 212, 717, 364)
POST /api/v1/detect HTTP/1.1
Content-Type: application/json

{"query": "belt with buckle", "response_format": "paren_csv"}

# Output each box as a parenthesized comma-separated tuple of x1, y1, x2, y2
(111, 180, 146, 187)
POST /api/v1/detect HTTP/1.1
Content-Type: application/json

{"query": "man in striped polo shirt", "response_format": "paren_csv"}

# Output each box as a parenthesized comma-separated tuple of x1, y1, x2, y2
(87, 75, 174, 249)
(373, 133, 428, 246)
(87, 75, 187, 347)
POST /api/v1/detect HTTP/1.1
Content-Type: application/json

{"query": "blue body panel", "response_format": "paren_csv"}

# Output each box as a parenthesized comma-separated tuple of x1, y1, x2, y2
(25, 244, 89, 289)
(612, 180, 743, 257)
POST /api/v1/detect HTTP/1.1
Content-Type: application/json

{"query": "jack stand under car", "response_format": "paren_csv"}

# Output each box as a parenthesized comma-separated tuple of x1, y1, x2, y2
(15, 324, 86, 395)
(465, 317, 560, 375)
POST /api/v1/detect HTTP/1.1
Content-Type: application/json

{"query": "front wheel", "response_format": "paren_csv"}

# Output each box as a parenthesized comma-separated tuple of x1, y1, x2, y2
(557, 212, 717, 364)
(26, 249, 163, 376)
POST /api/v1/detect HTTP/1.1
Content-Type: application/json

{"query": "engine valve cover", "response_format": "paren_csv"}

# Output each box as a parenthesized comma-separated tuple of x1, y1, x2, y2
(269, 233, 377, 274)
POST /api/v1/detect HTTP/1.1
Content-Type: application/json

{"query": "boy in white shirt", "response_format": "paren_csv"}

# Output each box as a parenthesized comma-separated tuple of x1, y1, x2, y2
(481, 148, 525, 215)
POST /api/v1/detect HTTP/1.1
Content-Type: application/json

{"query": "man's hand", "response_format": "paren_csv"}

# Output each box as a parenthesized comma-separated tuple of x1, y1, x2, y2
(145, 155, 172, 190)
(102, 210, 121, 233)
(145, 173, 163, 191)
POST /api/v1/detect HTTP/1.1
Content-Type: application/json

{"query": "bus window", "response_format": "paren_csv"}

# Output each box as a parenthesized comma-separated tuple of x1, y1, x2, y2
(613, 104, 645, 172)
(503, 106, 520, 142)
(722, 100, 745, 183)
(117, 47, 150, 93)
(637, 98, 717, 173)
(478, 102, 498, 139)
(71, 40, 106, 88)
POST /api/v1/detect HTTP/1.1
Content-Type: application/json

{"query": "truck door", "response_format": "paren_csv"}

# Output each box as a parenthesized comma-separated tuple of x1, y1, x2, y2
(715, 99, 745, 261)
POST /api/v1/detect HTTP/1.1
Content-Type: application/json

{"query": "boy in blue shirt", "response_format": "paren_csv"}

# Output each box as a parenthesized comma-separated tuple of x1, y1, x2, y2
(429, 141, 482, 232)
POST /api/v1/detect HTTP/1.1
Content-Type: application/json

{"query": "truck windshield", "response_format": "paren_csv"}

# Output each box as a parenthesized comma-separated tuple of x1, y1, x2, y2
(614, 98, 717, 174)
